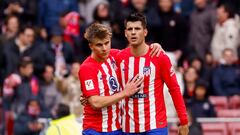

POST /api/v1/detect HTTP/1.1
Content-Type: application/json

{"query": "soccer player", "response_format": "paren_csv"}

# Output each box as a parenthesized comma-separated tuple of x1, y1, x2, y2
(79, 23, 161, 135)
(116, 13, 189, 135)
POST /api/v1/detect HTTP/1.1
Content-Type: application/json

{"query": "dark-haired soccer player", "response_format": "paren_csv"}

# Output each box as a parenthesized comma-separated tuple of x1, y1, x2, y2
(117, 13, 189, 135)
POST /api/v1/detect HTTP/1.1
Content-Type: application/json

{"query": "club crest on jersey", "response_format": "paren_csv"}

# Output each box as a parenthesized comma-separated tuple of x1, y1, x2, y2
(109, 76, 119, 92)
(143, 66, 151, 76)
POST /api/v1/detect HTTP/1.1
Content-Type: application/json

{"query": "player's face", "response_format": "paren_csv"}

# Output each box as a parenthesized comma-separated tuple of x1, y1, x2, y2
(125, 21, 147, 47)
(90, 36, 111, 62)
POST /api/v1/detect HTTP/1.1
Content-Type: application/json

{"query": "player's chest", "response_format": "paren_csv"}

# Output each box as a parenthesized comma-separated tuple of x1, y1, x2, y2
(119, 57, 159, 78)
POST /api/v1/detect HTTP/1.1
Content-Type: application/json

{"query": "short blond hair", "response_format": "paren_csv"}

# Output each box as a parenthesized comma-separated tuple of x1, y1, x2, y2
(84, 23, 112, 43)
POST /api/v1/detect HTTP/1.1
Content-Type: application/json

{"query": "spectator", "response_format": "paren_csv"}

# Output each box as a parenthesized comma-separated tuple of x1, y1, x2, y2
(39, 65, 62, 117)
(59, 11, 81, 53)
(188, 0, 216, 60)
(61, 62, 82, 117)
(79, 0, 107, 24)
(187, 108, 202, 135)
(14, 98, 50, 135)
(0, 15, 19, 46)
(0, 25, 53, 79)
(189, 57, 209, 82)
(211, 3, 240, 62)
(46, 26, 74, 79)
(203, 53, 215, 94)
(183, 67, 199, 100)
(38, 0, 78, 32)
(0, 15, 20, 83)
(212, 48, 240, 96)
(3, 57, 45, 117)
(93, 1, 111, 26)
(187, 81, 216, 119)
(35, 26, 48, 45)
(2, 0, 38, 25)
(46, 103, 82, 135)
(156, 0, 188, 52)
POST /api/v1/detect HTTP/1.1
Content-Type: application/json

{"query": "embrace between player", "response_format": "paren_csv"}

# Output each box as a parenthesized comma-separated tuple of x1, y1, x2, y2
(79, 13, 189, 135)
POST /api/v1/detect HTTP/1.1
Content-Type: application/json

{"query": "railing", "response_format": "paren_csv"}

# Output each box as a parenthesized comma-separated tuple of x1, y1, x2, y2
(168, 117, 240, 123)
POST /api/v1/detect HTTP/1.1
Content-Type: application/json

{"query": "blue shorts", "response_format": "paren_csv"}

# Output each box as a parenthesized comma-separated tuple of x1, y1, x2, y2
(83, 129, 123, 135)
(123, 127, 168, 135)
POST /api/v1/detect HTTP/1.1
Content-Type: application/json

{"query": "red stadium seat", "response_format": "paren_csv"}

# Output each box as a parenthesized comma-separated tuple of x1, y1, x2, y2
(209, 96, 228, 111)
(202, 123, 227, 135)
(217, 109, 240, 117)
(228, 123, 240, 135)
(229, 96, 240, 109)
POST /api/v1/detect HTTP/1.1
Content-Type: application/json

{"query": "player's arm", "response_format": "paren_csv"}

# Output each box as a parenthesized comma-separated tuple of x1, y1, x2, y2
(159, 52, 188, 134)
(149, 43, 164, 57)
(79, 65, 143, 109)
(88, 75, 143, 109)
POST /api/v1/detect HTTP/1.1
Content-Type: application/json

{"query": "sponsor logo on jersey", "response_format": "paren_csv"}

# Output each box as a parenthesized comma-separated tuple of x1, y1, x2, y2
(85, 79, 94, 90)
(109, 76, 119, 92)
(130, 93, 147, 98)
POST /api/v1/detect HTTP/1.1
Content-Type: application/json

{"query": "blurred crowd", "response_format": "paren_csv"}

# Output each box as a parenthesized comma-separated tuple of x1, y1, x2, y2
(0, 0, 240, 134)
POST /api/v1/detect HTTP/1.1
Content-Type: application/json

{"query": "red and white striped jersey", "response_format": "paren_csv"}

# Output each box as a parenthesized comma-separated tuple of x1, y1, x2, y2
(116, 48, 188, 133)
(79, 50, 122, 132)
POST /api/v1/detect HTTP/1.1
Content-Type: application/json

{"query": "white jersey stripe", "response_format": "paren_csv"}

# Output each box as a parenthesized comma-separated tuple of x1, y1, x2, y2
(120, 61, 126, 88)
(98, 71, 104, 96)
(120, 60, 126, 130)
(128, 57, 135, 133)
(98, 70, 108, 132)
(106, 59, 117, 131)
(149, 62, 156, 129)
(138, 57, 146, 132)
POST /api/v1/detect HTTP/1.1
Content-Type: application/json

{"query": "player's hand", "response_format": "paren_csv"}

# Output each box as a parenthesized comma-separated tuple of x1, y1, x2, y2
(178, 124, 189, 135)
(80, 95, 88, 106)
(123, 74, 144, 97)
(149, 43, 164, 57)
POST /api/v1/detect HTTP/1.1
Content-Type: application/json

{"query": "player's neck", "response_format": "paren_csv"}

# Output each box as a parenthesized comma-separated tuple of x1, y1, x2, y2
(130, 42, 149, 57)
(91, 53, 106, 62)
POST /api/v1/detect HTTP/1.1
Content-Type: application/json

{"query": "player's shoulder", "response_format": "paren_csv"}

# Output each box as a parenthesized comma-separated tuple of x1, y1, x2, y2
(155, 51, 169, 60)
(151, 51, 171, 65)
(116, 47, 130, 57)
(80, 57, 98, 72)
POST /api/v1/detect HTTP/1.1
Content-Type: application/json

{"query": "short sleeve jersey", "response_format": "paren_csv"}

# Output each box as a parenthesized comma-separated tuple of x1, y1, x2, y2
(79, 50, 122, 132)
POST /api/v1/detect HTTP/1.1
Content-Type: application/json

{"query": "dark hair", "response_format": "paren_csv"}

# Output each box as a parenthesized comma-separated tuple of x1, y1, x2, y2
(56, 103, 70, 118)
(4, 15, 19, 25)
(25, 98, 40, 110)
(19, 57, 33, 68)
(218, 3, 235, 18)
(17, 25, 34, 36)
(193, 80, 209, 98)
(93, 2, 110, 22)
(124, 12, 147, 28)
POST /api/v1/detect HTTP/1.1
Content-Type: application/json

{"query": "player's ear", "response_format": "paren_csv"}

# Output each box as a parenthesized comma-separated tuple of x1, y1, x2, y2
(89, 43, 93, 50)
(124, 30, 127, 38)
(144, 28, 148, 37)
